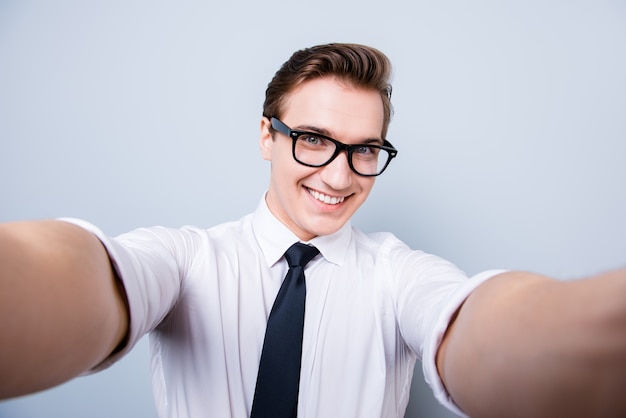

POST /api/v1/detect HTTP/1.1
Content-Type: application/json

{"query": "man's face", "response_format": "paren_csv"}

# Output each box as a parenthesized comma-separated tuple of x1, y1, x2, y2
(260, 77, 384, 241)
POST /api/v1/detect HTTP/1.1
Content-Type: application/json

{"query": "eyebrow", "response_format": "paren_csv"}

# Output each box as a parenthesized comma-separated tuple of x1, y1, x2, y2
(294, 124, 384, 146)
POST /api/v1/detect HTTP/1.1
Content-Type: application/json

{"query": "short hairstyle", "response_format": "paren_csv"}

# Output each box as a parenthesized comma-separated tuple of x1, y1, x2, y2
(263, 43, 394, 138)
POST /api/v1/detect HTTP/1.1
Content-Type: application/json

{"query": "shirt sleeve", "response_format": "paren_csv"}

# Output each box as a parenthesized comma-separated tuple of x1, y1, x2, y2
(59, 218, 196, 371)
(383, 236, 505, 416)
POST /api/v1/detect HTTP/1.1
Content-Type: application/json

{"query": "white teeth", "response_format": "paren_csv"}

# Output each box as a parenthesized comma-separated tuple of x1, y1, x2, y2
(308, 188, 345, 205)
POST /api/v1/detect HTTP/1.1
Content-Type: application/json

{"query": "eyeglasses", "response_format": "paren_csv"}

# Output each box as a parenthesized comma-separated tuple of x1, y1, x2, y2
(270, 117, 398, 177)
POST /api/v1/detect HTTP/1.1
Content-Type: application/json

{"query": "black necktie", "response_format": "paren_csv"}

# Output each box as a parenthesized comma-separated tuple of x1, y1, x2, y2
(251, 242, 320, 418)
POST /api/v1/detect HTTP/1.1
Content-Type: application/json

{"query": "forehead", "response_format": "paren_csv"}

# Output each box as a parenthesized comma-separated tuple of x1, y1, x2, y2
(280, 77, 385, 141)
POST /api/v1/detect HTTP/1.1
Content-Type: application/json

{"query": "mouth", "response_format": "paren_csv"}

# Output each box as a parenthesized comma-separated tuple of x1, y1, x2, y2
(306, 187, 347, 205)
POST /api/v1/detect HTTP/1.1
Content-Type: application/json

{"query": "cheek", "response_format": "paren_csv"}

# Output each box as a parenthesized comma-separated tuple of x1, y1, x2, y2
(357, 178, 376, 196)
(271, 162, 311, 198)
(273, 147, 301, 176)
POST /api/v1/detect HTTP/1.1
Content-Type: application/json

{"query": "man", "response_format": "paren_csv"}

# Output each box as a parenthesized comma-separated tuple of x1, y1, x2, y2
(0, 43, 625, 417)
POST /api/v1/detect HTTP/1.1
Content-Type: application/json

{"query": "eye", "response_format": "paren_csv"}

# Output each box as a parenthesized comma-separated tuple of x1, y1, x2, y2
(306, 135, 320, 145)
(354, 145, 375, 155)
(300, 134, 327, 146)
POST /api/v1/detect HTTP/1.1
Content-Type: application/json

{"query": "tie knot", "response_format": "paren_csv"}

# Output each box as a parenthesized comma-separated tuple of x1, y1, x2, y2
(284, 242, 319, 268)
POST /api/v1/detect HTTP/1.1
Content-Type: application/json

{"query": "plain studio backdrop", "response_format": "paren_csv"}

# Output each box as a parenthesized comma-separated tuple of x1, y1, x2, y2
(0, 1, 624, 417)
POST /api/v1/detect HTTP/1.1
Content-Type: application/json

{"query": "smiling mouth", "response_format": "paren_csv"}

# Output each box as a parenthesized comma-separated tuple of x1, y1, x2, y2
(306, 188, 346, 205)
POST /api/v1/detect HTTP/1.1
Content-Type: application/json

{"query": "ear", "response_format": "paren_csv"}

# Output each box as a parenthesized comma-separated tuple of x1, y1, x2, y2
(259, 117, 273, 161)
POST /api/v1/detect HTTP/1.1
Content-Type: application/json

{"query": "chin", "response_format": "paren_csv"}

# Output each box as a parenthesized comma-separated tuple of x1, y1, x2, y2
(307, 221, 346, 238)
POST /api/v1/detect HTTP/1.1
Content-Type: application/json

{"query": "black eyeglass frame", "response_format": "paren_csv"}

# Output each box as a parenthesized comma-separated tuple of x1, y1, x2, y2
(270, 117, 398, 177)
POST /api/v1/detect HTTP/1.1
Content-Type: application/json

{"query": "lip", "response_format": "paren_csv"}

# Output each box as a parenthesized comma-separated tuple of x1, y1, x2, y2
(305, 186, 350, 208)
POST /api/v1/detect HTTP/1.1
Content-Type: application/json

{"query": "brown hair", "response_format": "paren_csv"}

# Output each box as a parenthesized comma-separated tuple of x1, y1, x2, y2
(263, 43, 394, 138)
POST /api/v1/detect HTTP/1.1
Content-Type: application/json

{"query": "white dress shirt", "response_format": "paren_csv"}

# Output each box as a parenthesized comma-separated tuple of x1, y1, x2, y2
(67, 196, 503, 417)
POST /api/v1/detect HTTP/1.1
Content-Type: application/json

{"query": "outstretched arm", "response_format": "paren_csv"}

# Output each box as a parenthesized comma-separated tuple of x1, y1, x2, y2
(438, 268, 626, 418)
(0, 220, 129, 399)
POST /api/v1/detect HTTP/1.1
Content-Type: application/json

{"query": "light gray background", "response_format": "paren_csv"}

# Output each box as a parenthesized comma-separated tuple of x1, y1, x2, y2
(1, 0, 625, 417)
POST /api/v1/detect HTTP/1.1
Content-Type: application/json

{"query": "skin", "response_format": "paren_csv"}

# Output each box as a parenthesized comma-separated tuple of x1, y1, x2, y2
(0, 76, 386, 398)
(437, 269, 626, 417)
(0, 220, 127, 398)
(1, 73, 625, 417)
(259, 77, 383, 241)
(257, 76, 626, 418)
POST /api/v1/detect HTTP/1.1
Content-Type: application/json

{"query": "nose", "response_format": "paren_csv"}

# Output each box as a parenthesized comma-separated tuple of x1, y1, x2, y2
(319, 151, 353, 190)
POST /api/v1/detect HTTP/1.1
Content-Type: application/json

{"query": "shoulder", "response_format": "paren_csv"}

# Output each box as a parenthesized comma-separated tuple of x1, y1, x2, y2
(113, 216, 251, 255)
(351, 227, 410, 258)
(351, 227, 465, 279)
(115, 213, 254, 247)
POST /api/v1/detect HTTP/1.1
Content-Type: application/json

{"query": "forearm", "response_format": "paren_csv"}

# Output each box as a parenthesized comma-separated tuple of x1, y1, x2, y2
(0, 220, 128, 399)
(439, 269, 626, 418)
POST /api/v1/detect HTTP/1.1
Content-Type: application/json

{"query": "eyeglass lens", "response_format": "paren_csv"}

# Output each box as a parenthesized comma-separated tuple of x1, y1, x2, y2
(294, 135, 390, 176)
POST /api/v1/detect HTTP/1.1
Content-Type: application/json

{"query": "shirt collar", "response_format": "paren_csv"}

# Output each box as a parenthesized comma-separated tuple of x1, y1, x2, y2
(252, 193, 352, 268)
